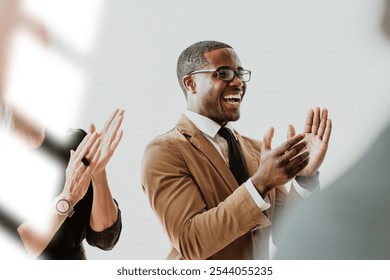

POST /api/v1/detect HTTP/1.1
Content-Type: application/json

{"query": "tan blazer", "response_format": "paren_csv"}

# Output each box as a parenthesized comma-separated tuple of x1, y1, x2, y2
(141, 115, 288, 259)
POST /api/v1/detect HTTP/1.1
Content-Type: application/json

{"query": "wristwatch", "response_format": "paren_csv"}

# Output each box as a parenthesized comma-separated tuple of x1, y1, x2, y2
(55, 198, 75, 217)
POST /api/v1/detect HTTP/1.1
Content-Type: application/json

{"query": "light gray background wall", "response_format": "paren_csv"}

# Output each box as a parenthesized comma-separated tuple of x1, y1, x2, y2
(1, 0, 389, 259)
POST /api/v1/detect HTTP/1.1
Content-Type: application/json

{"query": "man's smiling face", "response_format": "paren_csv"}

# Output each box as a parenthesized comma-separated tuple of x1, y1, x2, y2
(186, 48, 247, 126)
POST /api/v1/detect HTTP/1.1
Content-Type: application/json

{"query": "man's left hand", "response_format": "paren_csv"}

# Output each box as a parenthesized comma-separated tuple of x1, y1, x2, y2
(288, 107, 332, 177)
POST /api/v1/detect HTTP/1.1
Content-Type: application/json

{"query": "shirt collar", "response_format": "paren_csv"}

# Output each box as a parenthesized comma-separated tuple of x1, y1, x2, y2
(184, 109, 236, 138)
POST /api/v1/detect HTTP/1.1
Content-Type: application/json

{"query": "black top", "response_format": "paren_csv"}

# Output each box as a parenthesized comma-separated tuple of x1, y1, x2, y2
(37, 129, 122, 259)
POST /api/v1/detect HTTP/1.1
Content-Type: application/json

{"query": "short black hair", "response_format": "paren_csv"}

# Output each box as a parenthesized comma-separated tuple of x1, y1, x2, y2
(176, 40, 232, 97)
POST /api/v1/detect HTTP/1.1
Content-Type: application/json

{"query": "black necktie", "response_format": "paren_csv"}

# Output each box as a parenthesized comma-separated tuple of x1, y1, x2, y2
(218, 126, 249, 185)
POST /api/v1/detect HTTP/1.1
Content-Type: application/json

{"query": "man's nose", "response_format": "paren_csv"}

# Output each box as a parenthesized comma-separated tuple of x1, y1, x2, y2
(229, 74, 244, 87)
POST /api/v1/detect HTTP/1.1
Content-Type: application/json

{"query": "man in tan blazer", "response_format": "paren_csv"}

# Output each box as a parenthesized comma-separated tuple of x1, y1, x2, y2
(141, 41, 332, 260)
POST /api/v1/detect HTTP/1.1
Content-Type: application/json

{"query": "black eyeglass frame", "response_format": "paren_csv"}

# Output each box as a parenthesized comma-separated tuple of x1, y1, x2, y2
(188, 68, 251, 82)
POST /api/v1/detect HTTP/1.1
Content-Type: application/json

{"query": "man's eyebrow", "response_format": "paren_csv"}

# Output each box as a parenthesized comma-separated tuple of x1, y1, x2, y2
(216, 66, 244, 70)
(216, 66, 230, 70)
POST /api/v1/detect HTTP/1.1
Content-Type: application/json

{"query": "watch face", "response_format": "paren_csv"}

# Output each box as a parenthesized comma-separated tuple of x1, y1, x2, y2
(56, 199, 70, 214)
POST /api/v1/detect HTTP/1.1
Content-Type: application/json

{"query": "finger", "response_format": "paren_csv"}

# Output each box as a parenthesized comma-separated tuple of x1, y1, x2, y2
(84, 137, 101, 163)
(287, 124, 296, 139)
(89, 123, 96, 134)
(73, 132, 99, 161)
(321, 119, 332, 145)
(262, 127, 274, 151)
(72, 133, 91, 158)
(118, 108, 125, 116)
(311, 106, 321, 135)
(110, 130, 124, 152)
(287, 150, 310, 167)
(303, 108, 314, 133)
(101, 108, 120, 134)
(90, 138, 101, 157)
(68, 150, 76, 164)
(275, 133, 305, 156)
(317, 108, 328, 139)
(106, 114, 124, 144)
(288, 157, 310, 179)
(282, 140, 308, 161)
(88, 150, 101, 172)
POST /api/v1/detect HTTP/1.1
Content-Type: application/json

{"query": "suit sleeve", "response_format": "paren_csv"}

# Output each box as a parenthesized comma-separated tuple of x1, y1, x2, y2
(141, 136, 267, 260)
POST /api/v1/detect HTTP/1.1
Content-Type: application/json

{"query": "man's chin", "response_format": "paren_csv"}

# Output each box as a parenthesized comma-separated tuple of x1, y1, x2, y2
(227, 112, 241, 123)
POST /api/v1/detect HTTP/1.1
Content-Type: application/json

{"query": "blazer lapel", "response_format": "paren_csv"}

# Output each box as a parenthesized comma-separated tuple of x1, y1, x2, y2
(176, 114, 239, 192)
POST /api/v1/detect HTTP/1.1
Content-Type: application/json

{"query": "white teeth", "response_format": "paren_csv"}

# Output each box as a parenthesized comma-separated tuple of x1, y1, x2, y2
(223, 94, 242, 104)
(224, 94, 241, 100)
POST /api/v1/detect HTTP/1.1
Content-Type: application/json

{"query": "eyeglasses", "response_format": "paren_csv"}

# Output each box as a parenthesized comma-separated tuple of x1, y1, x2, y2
(188, 68, 251, 82)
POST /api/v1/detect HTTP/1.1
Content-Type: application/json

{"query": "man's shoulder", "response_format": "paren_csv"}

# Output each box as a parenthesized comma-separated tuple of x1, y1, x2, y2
(237, 132, 262, 150)
(240, 134, 261, 144)
(147, 127, 183, 145)
(143, 126, 190, 156)
(141, 127, 189, 177)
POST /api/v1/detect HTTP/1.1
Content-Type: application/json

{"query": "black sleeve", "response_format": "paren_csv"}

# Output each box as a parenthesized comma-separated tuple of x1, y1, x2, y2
(0, 204, 23, 246)
(85, 200, 122, 251)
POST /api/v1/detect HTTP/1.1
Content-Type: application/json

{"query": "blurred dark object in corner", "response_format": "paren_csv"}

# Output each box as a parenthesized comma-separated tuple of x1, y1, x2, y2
(381, 0, 390, 40)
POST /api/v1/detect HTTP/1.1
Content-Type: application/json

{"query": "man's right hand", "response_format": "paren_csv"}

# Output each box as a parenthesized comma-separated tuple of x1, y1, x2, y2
(251, 127, 310, 197)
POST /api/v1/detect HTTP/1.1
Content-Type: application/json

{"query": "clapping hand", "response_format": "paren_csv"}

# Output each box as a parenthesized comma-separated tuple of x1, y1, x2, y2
(288, 107, 332, 177)
(251, 127, 310, 196)
(89, 108, 124, 175)
(63, 132, 101, 204)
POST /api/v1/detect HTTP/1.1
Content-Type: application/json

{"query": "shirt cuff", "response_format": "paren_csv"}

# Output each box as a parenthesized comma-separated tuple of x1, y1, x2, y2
(244, 178, 271, 211)
(293, 171, 320, 199)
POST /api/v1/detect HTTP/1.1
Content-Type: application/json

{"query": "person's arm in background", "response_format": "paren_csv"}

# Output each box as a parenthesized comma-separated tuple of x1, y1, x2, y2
(0, 0, 48, 148)
(17, 132, 101, 258)
(86, 109, 124, 249)
(0, 0, 19, 100)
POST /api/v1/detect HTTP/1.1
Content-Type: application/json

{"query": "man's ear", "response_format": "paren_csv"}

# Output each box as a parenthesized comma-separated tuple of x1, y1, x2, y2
(182, 75, 197, 94)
